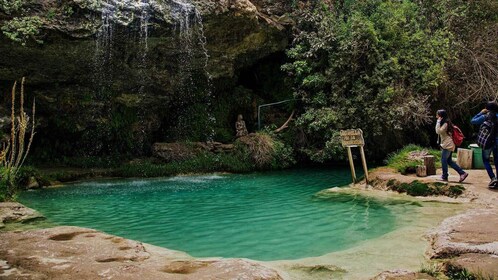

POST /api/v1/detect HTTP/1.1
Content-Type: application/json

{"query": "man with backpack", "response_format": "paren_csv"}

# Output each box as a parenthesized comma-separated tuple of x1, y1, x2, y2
(471, 101, 498, 188)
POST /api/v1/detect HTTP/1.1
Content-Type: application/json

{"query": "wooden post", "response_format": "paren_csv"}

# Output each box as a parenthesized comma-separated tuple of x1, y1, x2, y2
(457, 148, 473, 169)
(360, 146, 369, 184)
(424, 155, 436, 176)
(416, 165, 427, 177)
(347, 146, 356, 183)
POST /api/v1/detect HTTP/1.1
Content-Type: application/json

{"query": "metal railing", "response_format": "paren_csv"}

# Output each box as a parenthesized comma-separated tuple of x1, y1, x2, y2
(257, 99, 296, 130)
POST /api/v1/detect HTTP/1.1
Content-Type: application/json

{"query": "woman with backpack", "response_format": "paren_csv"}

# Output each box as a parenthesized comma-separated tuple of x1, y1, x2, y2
(436, 109, 469, 182)
(471, 101, 498, 188)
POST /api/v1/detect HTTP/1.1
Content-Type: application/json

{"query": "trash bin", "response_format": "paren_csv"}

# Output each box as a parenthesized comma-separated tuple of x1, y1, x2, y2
(469, 144, 485, 169)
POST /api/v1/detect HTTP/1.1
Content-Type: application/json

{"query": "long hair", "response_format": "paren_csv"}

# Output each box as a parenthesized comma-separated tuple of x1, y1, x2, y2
(437, 109, 453, 135)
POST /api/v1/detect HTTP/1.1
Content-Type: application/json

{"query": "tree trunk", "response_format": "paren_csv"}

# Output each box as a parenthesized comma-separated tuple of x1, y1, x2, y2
(416, 165, 427, 177)
(457, 148, 473, 169)
(424, 155, 436, 176)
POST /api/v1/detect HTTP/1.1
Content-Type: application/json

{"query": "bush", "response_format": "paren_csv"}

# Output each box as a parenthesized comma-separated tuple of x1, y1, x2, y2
(1, 16, 43, 46)
(385, 144, 441, 174)
(405, 180, 432, 196)
(385, 179, 465, 197)
(237, 132, 296, 170)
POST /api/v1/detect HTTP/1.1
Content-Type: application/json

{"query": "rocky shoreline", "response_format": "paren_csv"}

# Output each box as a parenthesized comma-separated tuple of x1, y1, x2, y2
(1, 168, 498, 279)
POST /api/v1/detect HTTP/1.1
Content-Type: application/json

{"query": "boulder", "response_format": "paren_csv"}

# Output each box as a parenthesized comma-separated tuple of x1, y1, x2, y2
(0, 202, 45, 228)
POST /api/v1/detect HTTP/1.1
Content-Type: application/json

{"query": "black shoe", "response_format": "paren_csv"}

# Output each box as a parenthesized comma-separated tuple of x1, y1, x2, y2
(489, 178, 497, 187)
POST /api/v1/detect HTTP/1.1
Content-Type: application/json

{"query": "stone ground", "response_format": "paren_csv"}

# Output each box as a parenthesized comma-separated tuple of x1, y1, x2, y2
(0, 225, 282, 280)
(369, 168, 498, 279)
(1, 168, 498, 279)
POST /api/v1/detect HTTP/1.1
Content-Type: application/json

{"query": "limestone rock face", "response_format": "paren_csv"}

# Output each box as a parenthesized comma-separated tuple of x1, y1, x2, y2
(152, 141, 234, 162)
(427, 208, 498, 278)
(0, 226, 283, 280)
(0, 0, 290, 157)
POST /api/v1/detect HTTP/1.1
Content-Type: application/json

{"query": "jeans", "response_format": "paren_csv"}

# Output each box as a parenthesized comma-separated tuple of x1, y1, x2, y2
(441, 149, 465, 179)
(482, 144, 498, 179)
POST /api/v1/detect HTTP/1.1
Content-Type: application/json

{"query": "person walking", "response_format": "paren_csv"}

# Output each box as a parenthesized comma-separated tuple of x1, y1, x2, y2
(435, 109, 469, 182)
(471, 101, 498, 188)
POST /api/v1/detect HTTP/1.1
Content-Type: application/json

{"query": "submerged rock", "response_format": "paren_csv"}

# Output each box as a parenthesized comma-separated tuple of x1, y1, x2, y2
(0, 225, 283, 279)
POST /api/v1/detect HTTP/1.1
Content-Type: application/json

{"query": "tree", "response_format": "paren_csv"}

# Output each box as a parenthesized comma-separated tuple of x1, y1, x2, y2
(282, 0, 451, 161)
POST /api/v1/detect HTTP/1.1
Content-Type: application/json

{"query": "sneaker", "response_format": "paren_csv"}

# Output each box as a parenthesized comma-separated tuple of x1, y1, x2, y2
(440, 176, 448, 182)
(459, 172, 469, 183)
(489, 178, 497, 187)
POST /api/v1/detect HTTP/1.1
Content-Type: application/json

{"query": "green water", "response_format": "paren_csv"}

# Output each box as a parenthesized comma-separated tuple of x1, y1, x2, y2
(19, 168, 403, 261)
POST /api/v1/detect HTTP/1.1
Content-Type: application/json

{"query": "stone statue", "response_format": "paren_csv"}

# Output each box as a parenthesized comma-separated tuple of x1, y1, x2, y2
(235, 114, 248, 138)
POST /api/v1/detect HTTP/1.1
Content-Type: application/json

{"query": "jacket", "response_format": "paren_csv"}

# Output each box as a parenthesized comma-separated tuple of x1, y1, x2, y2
(471, 112, 498, 141)
(435, 121, 455, 151)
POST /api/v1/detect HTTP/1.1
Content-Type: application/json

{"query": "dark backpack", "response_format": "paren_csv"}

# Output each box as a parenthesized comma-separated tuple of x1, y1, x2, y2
(477, 118, 496, 149)
(452, 124, 465, 147)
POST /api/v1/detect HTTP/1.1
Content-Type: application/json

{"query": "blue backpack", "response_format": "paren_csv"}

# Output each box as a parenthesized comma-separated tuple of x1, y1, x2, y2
(477, 118, 496, 149)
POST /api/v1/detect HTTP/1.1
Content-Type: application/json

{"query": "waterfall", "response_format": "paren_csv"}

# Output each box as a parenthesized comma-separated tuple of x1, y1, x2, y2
(91, 0, 216, 150)
(92, 0, 153, 155)
(171, 0, 216, 141)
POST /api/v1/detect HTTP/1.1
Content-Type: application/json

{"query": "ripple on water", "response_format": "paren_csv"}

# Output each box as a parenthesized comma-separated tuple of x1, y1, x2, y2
(19, 168, 417, 261)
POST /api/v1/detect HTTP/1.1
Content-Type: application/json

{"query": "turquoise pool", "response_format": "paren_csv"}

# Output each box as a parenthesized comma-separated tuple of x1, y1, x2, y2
(19, 168, 403, 261)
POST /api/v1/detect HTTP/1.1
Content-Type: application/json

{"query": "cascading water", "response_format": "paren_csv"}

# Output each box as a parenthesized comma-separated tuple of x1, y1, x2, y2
(92, 0, 154, 155)
(171, 0, 215, 141)
(90, 0, 216, 154)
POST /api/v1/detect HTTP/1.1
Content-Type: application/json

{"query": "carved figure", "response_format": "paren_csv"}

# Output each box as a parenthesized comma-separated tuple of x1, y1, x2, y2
(235, 114, 248, 138)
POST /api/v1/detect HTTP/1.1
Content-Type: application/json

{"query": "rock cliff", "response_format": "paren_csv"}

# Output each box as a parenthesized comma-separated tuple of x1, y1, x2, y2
(0, 0, 292, 158)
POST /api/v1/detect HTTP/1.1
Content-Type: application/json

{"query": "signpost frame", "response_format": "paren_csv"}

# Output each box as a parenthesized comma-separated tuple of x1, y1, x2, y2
(339, 129, 369, 184)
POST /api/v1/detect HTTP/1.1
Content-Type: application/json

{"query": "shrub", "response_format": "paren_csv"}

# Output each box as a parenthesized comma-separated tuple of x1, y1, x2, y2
(0, 0, 24, 14)
(405, 180, 431, 196)
(0, 78, 36, 201)
(448, 185, 465, 198)
(385, 179, 465, 197)
(237, 133, 296, 170)
(385, 144, 441, 174)
(2, 16, 43, 46)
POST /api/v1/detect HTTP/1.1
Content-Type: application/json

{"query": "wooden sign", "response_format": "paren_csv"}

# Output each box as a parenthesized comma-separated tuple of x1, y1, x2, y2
(340, 129, 365, 147)
(340, 129, 369, 184)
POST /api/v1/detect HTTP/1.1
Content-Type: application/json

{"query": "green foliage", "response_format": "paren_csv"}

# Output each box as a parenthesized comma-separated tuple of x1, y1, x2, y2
(271, 139, 296, 169)
(448, 184, 465, 197)
(385, 144, 441, 174)
(2, 16, 43, 46)
(387, 179, 465, 197)
(420, 262, 441, 277)
(239, 132, 296, 170)
(283, 0, 451, 161)
(0, 0, 24, 14)
(0, 167, 10, 201)
(113, 151, 255, 178)
(445, 264, 476, 280)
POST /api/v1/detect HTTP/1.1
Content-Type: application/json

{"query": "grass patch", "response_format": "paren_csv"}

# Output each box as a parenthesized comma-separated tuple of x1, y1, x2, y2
(420, 262, 441, 278)
(386, 179, 465, 197)
(385, 144, 441, 174)
(444, 263, 494, 280)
